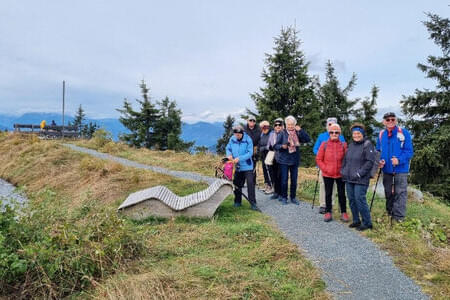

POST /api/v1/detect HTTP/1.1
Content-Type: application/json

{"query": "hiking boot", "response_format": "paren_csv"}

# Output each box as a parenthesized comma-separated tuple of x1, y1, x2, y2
(319, 206, 326, 214)
(233, 202, 242, 207)
(340, 212, 349, 222)
(349, 222, 361, 228)
(281, 198, 288, 205)
(357, 224, 373, 231)
(290, 198, 300, 205)
(251, 204, 261, 212)
(264, 186, 274, 194)
(270, 193, 279, 200)
(324, 212, 332, 222)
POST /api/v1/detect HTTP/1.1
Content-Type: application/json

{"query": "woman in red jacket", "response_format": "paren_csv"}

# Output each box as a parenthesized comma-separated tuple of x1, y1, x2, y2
(316, 124, 349, 222)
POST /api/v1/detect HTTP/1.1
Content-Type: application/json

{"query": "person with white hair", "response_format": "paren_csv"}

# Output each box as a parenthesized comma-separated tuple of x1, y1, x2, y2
(316, 123, 348, 222)
(274, 115, 311, 205)
(313, 117, 346, 214)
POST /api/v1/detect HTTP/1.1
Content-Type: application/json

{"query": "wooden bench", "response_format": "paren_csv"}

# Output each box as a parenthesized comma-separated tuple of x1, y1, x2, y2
(13, 124, 80, 139)
(118, 179, 233, 219)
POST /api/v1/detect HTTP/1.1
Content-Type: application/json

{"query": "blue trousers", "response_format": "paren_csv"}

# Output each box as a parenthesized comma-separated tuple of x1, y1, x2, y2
(346, 182, 372, 226)
(280, 164, 298, 199)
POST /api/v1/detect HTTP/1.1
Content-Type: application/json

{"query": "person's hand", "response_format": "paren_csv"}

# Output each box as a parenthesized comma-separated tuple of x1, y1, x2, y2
(391, 157, 399, 166)
(233, 157, 240, 164)
(282, 144, 288, 149)
(379, 159, 385, 168)
(295, 125, 301, 131)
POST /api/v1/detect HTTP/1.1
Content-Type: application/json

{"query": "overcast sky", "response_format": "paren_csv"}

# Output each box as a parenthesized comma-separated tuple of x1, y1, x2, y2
(0, 1, 448, 123)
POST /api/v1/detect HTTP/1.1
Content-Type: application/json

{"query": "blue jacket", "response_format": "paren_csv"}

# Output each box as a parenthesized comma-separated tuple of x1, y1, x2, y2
(313, 131, 345, 155)
(226, 133, 254, 171)
(376, 126, 414, 174)
(275, 129, 311, 166)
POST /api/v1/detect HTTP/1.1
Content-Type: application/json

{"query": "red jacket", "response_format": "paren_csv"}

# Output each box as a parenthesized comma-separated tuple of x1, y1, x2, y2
(316, 139, 347, 178)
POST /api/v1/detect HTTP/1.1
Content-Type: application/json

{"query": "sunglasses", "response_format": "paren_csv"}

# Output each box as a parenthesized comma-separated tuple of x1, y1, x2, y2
(248, 119, 256, 122)
(329, 131, 340, 135)
(233, 130, 243, 134)
(274, 123, 282, 127)
(385, 118, 396, 122)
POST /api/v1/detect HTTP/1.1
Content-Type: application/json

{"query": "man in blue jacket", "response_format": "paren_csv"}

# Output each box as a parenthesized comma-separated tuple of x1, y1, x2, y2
(313, 117, 346, 213)
(226, 125, 260, 211)
(376, 112, 414, 222)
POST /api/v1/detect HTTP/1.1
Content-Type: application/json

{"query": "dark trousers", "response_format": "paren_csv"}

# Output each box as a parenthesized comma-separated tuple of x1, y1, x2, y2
(260, 151, 272, 186)
(233, 170, 256, 205)
(272, 161, 281, 195)
(382, 173, 408, 220)
(346, 183, 372, 226)
(280, 164, 299, 199)
(323, 177, 346, 213)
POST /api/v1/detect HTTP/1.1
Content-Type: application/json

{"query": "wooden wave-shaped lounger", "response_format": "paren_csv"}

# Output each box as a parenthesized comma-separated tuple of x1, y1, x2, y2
(118, 179, 233, 219)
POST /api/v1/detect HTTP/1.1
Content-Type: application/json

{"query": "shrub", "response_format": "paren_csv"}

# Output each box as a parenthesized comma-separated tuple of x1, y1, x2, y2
(0, 191, 146, 299)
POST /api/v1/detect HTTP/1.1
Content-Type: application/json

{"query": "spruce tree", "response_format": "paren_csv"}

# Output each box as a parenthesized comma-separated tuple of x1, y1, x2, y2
(354, 85, 382, 141)
(117, 80, 159, 148)
(153, 97, 193, 151)
(401, 13, 450, 201)
(250, 26, 320, 125)
(216, 115, 235, 155)
(249, 26, 320, 165)
(73, 104, 86, 135)
(317, 60, 358, 139)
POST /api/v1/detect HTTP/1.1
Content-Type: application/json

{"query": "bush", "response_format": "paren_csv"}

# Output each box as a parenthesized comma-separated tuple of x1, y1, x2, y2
(0, 191, 146, 298)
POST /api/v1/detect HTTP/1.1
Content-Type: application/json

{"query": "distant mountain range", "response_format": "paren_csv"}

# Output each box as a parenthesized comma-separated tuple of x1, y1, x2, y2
(0, 113, 224, 149)
(1, 107, 403, 150)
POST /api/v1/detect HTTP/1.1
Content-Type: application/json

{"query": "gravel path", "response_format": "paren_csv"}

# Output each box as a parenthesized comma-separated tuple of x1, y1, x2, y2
(64, 144, 428, 300)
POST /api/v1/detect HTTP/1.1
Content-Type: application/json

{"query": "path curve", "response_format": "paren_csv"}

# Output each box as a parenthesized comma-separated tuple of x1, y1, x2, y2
(64, 144, 427, 300)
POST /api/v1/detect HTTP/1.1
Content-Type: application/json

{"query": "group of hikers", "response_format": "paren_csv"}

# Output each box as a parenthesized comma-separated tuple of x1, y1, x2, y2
(225, 112, 414, 231)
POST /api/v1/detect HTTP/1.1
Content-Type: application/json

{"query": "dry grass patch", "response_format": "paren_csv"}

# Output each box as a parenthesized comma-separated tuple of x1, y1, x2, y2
(72, 139, 220, 177)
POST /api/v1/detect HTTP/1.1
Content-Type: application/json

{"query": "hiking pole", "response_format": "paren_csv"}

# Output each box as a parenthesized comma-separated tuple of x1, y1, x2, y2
(311, 168, 320, 209)
(370, 168, 382, 212)
(390, 162, 396, 227)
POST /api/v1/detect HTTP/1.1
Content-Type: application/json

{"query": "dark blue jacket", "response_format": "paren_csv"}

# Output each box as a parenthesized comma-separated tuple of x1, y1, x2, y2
(226, 133, 254, 171)
(275, 129, 311, 166)
(341, 139, 376, 186)
(375, 126, 413, 174)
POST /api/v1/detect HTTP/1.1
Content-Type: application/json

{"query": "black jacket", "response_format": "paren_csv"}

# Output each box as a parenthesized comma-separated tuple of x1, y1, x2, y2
(245, 124, 261, 147)
(341, 139, 376, 186)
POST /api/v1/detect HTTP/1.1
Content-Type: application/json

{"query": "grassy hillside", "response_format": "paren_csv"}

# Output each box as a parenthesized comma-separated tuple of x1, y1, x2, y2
(0, 133, 328, 299)
(72, 137, 450, 299)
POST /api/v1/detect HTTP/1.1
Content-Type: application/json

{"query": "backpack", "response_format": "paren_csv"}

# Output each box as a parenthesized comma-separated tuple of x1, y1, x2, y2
(378, 127, 405, 149)
(223, 161, 234, 181)
(364, 139, 380, 178)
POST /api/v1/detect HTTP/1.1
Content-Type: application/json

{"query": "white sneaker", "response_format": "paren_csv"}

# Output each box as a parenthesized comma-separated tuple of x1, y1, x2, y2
(264, 186, 274, 194)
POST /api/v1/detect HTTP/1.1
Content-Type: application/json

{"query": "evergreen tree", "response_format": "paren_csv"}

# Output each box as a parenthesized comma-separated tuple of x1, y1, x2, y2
(81, 122, 99, 139)
(249, 26, 321, 165)
(317, 60, 358, 139)
(117, 80, 159, 148)
(401, 13, 450, 201)
(153, 97, 193, 151)
(354, 85, 382, 141)
(250, 26, 320, 126)
(73, 104, 86, 134)
(216, 115, 235, 155)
